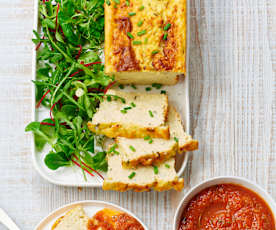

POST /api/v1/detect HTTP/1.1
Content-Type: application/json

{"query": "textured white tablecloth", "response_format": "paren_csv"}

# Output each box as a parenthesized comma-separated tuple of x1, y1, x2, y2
(0, 0, 275, 229)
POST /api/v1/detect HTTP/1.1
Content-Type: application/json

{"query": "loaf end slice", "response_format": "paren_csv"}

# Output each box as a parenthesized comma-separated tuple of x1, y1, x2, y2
(102, 154, 184, 192)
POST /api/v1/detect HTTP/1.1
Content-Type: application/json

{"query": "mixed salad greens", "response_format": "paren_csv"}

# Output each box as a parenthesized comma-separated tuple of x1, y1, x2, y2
(26, 0, 121, 180)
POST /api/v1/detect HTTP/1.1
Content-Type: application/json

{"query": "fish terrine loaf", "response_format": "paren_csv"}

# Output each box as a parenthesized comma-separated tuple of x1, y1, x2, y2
(104, 0, 186, 85)
(116, 107, 198, 168)
(88, 90, 170, 139)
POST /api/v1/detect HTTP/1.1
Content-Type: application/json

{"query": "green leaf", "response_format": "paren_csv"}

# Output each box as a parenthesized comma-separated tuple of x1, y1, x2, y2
(84, 95, 93, 118)
(55, 31, 65, 43)
(61, 105, 77, 120)
(25, 122, 40, 132)
(44, 152, 71, 170)
(43, 18, 56, 29)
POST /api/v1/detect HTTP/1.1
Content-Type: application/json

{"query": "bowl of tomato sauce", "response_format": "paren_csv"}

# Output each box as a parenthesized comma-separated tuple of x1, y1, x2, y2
(173, 176, 276, 230)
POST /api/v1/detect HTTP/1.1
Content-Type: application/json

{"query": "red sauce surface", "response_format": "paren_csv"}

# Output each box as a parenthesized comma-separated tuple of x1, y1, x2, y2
(87, 209, 144, 230)
(179, 184, 275, 230)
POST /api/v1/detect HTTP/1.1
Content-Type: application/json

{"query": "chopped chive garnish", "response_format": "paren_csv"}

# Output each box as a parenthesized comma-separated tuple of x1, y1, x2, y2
(119, 84, 124, 89)
(137, 30, 147, 36)
(161, 90, 166, 94)
(148, 139, 153, 144)
(113, 0, 120, 3)
(127, 32, 134, 39)
(133, 40, 142, 45)
(125, 0, 130, 6)
(108, 144, 118, 153)
(149, 110, 154, 117)
(106, 0, 111, 5)
(152, 50, 159, 55)
(124, 106, 132, 110)
(121, 109, 127, 114)
(131, 84, 137, 89)
(137, 20, 143, 27)
(145, 87, 151, 91)
(107, 95, 112, 101)
(144, 37, 148, 44)
(164, 23, 171, 31)
(129, 145, 136, 152)
(139, 5, 144, 10)
(128, 172, 136, 179)
(153, 166, 158, 174)
(152, 83, 162, 89)
(174, 137, 179, 142)
(131, 102, 136, 107)
(144, 135, 150, 140)
(163, 32, 168, 40)
(128, 12, 136, 16)
(165, 164, 170, 168)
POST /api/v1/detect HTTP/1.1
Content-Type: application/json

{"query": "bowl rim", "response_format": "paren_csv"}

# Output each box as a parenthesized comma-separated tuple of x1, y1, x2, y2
(173, 176, 276, 230)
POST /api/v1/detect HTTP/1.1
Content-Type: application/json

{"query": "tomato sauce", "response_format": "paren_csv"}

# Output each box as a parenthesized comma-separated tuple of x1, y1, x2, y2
(179, 184, 275, 230)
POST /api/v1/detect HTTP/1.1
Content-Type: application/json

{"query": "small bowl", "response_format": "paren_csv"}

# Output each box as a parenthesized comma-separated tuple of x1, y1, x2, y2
(173, 176, 276, 230)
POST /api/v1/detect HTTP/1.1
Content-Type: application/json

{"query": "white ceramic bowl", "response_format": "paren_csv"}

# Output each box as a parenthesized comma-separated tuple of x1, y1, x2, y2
(173, 176, 276, 230)
(35, 200, 148, 230)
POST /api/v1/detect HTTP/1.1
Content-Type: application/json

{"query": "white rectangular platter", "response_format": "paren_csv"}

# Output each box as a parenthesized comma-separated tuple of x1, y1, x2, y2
(31, 0, 191, 187)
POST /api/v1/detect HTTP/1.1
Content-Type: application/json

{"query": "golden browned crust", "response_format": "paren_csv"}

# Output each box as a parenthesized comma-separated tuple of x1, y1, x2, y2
(88, 122, 170, 139)
(121, 143, 178, 168)
(102, 177, 184, 192)
(179, 139, 199, 152)
(105, 0, 186, 84)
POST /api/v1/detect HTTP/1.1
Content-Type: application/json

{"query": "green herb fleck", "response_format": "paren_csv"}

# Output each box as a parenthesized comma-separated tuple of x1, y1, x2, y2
(131, 102, 136, 107)
(128, 172, 136, 179)
(152, 83, 162, 89)
(114, 4, 117, 8)
(145, 87, 152, 91)
(127, 32, 134, 39)
(144, 37, 148, 44)
(129, 145, 136, 152)
(125, 0, 130, 6)
(153, 166, 158, 174)
(131, 84, 137, 89)
(133, 40, 142, 45)
(165, 164, 170, 168)
(128, 12, 136, 16)
(113, 0, 120, 4)
(119, 84, 124, 89)
(163, 32, 168, 40)
(149, 110, 154, 117)
(137, 30, 147, 36)
(124, 106, 132, 110)
(152, 50, 159, 55)
(161, 90, 166, 94)
(107, 95, 112, 101)
(139, 5, 144, 10)
(144, 135, 150, 140)
(174, 137, 179, 142)
(108, 144, 119, 155)
(106, 0, 111, 5)
(164, 23, 171, 31)
(121, 109, 127, 114)
(137, 20, 143, 27)
(148, 139, 153, 144)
